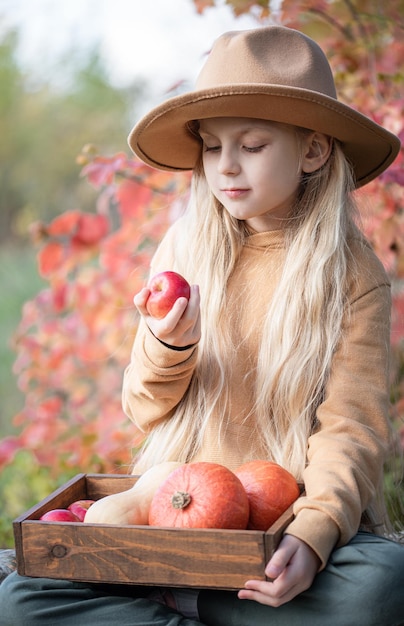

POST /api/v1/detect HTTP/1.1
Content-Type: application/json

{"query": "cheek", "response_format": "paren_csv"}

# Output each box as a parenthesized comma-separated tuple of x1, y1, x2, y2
(255, 160, 300, 201)
(202, 159, 217, 188)
(269, 149, 301, 187)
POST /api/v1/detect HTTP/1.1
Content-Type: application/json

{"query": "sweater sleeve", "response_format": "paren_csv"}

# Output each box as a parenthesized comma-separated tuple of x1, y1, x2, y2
(122, 321, 198, 433)
(122, 222, 198, 433)
(286, 245, 391, 568)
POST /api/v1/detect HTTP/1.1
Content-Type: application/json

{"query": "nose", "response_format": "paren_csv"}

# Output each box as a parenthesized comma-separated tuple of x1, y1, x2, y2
(218, 147, 240, 176)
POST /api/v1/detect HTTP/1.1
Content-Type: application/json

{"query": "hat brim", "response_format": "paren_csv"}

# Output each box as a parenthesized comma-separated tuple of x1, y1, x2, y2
(128, 85, 401, 188)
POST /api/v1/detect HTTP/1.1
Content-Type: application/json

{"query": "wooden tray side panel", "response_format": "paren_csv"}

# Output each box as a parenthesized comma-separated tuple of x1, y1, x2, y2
(19, 522, 267, 590)
(85, 474, 138, 499)
(13, 474, 87, 576)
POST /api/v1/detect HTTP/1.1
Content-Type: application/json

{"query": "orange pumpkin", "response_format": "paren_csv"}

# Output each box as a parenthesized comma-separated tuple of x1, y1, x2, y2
(235, 460, 300, 531)
(148, 462, 250, 530)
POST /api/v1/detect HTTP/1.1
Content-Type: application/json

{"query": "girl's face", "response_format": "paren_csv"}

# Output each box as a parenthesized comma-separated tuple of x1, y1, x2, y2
(199, 117, 305, 232)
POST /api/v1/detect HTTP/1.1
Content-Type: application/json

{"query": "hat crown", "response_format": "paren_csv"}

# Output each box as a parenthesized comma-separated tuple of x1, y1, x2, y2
(196, 26, 337, 100)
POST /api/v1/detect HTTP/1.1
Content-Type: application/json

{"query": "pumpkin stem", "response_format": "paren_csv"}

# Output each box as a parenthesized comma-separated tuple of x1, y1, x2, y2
(171, 491, 192, 509)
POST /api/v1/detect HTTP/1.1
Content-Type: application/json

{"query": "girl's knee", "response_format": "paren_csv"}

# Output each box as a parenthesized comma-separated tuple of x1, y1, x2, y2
(0, 572, 31, 626)
(0, 572, 96, 626)
(328, 534, 404, 623)
(374, 539, 404, 606)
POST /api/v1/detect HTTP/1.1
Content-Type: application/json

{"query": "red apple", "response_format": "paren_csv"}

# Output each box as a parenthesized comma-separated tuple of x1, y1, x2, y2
(68, 499, 95, 522)
(146, 271, 191, 319)
(40, 508, 79, 522)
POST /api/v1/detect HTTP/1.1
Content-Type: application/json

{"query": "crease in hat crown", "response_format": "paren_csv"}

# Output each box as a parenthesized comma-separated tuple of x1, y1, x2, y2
(128, 25, 400, 188)
(195, 26, 337, 97)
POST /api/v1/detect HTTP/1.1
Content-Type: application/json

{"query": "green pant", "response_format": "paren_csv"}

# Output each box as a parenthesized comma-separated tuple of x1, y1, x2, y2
(1, 533, 403, 625)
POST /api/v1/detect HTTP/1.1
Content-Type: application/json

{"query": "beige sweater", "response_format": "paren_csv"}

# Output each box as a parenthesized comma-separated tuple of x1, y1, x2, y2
(122, 224, 392, 568)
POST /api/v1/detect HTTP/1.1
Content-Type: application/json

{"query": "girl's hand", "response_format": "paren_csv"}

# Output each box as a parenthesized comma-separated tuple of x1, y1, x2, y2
(238, 535, 320, 607)
(134, 284, 201, 349)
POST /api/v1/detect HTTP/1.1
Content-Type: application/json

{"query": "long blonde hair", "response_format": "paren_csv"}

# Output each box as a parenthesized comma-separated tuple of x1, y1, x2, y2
(134, 130, 359, 480)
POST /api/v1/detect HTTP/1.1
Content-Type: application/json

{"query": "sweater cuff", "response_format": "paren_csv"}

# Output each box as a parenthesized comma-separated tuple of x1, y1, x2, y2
(151, 330, 198, 352)
(285, 508, 340, 570)
(144, 326, 198, 368)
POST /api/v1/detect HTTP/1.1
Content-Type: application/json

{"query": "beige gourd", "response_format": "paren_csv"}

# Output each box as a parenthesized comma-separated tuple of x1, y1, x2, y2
(84, 461, 183, 525)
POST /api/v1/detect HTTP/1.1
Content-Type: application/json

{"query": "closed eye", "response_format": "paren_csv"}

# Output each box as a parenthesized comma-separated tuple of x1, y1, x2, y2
(203, 144, 221, 152)
(244, 145, 266, 153)
(203, 144, 266, 153)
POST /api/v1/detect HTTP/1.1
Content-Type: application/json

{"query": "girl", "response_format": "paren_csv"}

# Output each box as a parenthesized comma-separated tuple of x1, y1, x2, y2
(1, 25, 403, 626)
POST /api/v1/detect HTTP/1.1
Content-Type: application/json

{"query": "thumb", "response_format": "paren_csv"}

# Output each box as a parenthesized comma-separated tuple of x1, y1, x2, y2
(265, 536, 296, 579)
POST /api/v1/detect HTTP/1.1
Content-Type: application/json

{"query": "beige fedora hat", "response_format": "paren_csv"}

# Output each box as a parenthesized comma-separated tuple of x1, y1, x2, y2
(128, 26, 400, 188)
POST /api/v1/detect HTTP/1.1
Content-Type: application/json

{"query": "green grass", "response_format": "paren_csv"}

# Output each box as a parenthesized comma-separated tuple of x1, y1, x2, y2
(0, 450, 62, 547)
(0, 244, 45, 437)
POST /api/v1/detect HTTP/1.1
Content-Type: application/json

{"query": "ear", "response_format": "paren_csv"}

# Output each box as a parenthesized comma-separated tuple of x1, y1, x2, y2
(301, 132, 332, 173)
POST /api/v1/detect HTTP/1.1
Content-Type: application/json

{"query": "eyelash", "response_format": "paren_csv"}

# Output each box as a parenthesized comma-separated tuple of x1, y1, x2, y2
(203, 145, 266, 153)
(245, 145, 265, 153)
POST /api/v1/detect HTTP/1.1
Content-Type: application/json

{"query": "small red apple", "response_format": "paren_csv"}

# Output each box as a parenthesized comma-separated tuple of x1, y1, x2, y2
(146, 271, 191, 319)
(68, 499, 95, 522)
(39, 508, 79, 522)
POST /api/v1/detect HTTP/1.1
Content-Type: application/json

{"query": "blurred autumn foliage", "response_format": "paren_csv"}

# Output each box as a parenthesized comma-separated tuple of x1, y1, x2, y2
(1, 153, 190, 475)
(0, 0, 403, 545)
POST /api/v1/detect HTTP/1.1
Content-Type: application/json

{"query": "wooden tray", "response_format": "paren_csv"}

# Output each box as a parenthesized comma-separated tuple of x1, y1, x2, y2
(13, 473, 297, 590)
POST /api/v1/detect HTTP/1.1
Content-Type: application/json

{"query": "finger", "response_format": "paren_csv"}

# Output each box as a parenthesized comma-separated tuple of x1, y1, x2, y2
(161, 286, 200, 335)
(189, 284, 200, 307)
(238, 587, 295, 608)
(162, 296, 190, 327)
(134, 288, 151, 315)
(179, 286, 200, 321)
(183, 284, 201, 326)
(265, 553, 288, 579)
(238, 578, 298, 608)
(245, 567, 291, 596)
(265, 535, 299, 579)
(146, 298, 191, 343)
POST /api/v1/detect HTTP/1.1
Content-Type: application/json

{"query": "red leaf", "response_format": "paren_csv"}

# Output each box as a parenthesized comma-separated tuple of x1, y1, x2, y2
(72, 214, 110, 245)
(116, 179, 152, 222)
(47, 210, 82, 237)
(81, 153, 128, 188)
(52, 283, 68, 312)
(37, 396, 63, 420)
(0, 436, 21, 468)
(38, 241, 66, 277)
(381, 154, 404, 186)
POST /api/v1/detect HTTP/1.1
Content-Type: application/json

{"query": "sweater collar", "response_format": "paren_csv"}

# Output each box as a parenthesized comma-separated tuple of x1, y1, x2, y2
(244, 228, 286, 249)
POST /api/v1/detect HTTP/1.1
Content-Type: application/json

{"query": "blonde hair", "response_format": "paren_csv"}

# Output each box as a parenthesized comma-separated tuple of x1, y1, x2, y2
(134, 130, 360, 480)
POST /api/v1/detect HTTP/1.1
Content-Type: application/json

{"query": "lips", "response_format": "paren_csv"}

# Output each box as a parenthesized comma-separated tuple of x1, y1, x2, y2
(222, 188, 249, 199)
